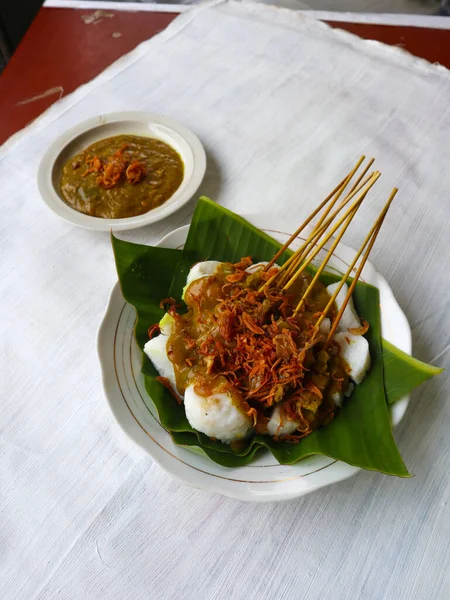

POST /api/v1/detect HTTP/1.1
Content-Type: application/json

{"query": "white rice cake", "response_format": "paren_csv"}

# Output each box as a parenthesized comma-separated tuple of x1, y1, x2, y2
(326, 282, 360, 332)
(333, 332, 371, 385)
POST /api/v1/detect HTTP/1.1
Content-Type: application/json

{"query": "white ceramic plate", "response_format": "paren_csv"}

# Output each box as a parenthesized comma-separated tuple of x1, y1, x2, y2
(98, 222, 411, 502)
(38, 112, 206, 231)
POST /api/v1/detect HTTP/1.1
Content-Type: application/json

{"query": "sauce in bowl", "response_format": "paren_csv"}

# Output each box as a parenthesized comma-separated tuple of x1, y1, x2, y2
(60, 134, 184, 218)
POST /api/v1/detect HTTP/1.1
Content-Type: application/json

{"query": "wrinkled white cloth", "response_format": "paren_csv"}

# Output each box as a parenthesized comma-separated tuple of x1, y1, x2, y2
(1, 2, 449, 599)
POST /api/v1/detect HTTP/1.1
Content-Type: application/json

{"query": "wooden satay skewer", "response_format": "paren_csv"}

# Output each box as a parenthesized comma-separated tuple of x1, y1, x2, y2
(277, 170, 380, 284)
(315, 191, 396, 331)
(325, 188, 398, 344)
(284, 201, 363, 296)
(291, 203, 363, 316)
(276, 170, 379, 288)
(267, 163, 369, 285)
(313, 155, 366, 231)
(261, 170, 379, 292)
(347, 157, 375, 196)
(263, 156, 366, 273)
(283, 172, 381, 294)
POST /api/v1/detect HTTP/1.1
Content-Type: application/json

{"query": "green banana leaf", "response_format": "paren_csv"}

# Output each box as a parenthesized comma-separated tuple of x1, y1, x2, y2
(111, 197, 441, 475)
(383, 340, 443, 405)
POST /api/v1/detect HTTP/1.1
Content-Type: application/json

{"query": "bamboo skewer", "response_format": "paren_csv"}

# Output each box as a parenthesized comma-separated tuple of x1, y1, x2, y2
(262, 176, 348, 273)
(257, 155, 398, 350)
(313, 155, 366, 232)
(277, 171, 379, 288)
(347, 157, 375, 196)
(315, 188, 397, 332)
(291, 204, 361, 315)
(284, 201, 362, 295)
(282, 172, 381, 293)
(263, 156, 366, 272)
(260, 169, 379, 292)
(273, 159, 374, 284)
(325, 188, 398, 343)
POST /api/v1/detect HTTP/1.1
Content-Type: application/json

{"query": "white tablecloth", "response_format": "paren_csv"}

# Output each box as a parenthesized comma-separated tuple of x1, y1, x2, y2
(1, 2, 449, 598)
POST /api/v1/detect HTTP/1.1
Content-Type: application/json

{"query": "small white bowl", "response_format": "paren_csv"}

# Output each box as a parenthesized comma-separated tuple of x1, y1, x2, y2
(38, 112, 206, 231)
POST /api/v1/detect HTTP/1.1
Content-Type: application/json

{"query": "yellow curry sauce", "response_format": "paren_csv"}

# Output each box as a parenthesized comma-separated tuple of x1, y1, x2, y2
(162, 261, 348, 440)
(60, 135, 184, 218)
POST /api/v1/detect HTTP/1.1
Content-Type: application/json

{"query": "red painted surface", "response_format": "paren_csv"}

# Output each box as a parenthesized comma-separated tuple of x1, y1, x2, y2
(0, 8, 177, 144)
(0, 8, 449, 146)
(328, 20, 450, 66)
